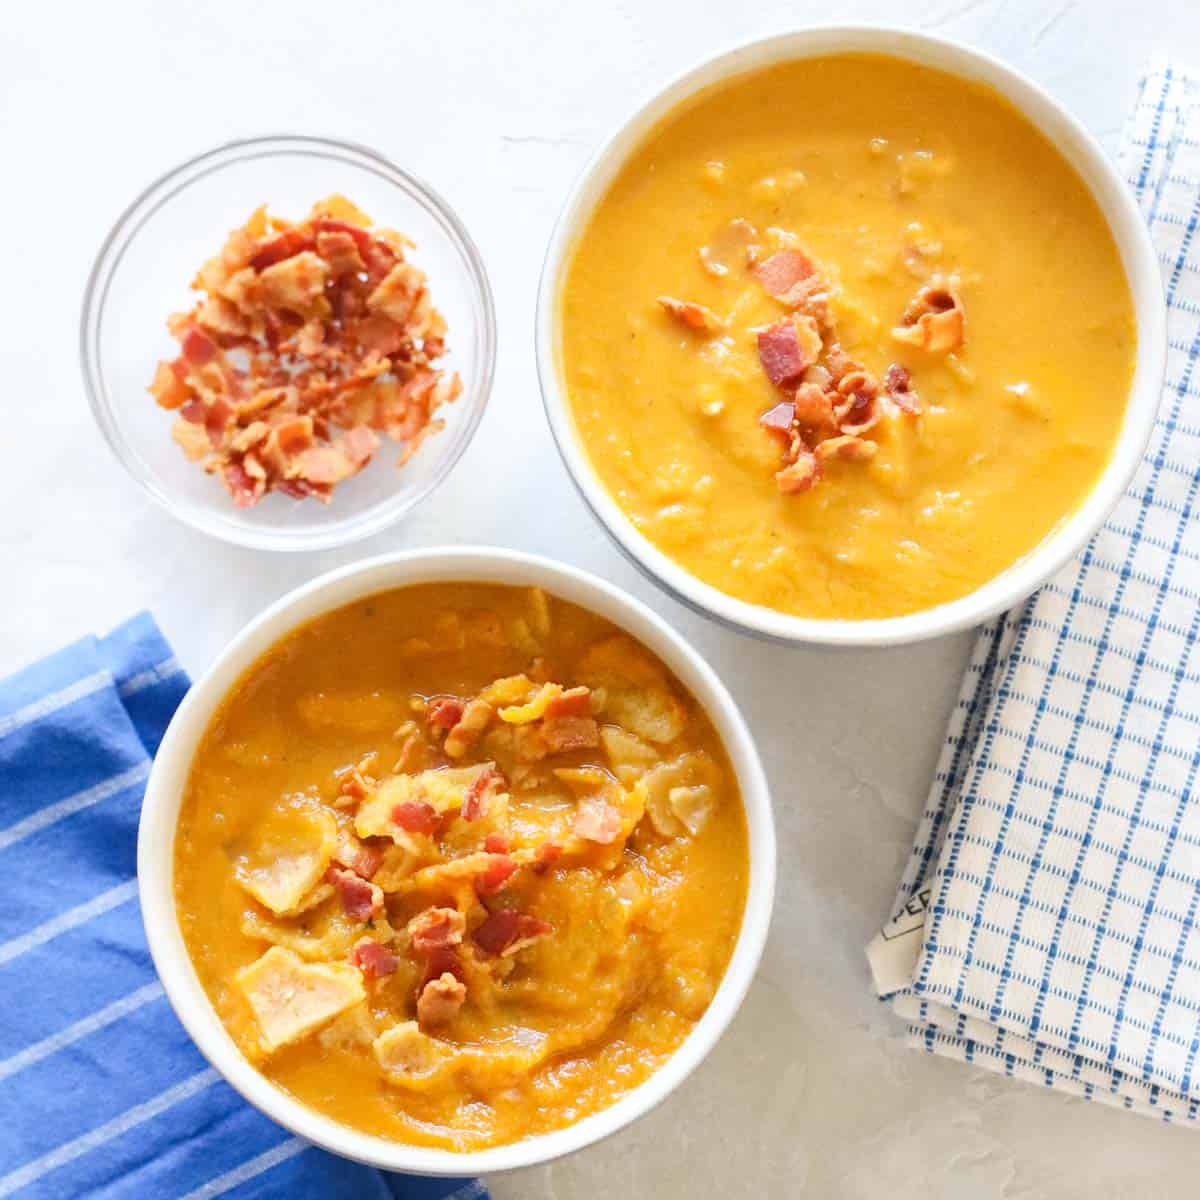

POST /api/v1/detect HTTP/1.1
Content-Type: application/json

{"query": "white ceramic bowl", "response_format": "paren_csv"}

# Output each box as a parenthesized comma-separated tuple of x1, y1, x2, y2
(138, 547, 775, 1175)
(536, 26, 1167, 647)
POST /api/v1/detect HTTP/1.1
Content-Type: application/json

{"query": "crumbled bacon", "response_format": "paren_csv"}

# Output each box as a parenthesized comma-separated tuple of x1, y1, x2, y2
(474, 854, 518, 896)
(531, 842, 563, 874)
(251, 227, 315, 271)
(419, 943, 464, 988)
(392, 799, 440, 835)
(893, 277, 965, 354)
(427, 697, 465, 731)
(745, 234, 928, 495)
(543, 687, 592, 720)
(416, 972, 466, 1026)
(222, 461, 265, 508)
(462, 766, 506, 822)
(325, 866, 383, 921)
(149, 197, 460, 508)
(754, 250, 819, 307)
(790, 383, 837, 438)
(885, 363, 920, 413)
(472, 909, 553, 957)
(484, 833, 511, 854)
(775, 445, 821, 495)
(336, 755, 377, 803)
(835, 388, 883, 436)
(180, 325, 218, 366)
(150, 360, 190, 410)
(351, 937, 397, 979)
(444, 699, 495, 759)
(657, 296, 725, 334)
(759, 401, 795, 435)
(815, 435, 877, 463)
(757, 319, 812, 388)
(332, 837, 385, 880)
(408, 906, 466, 953)
(573, 797, 621, 844)
(542, 715, 600, 753)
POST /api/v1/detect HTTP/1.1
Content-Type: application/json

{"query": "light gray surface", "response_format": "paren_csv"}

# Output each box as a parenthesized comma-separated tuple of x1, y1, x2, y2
(4, 1, 1199, 1195)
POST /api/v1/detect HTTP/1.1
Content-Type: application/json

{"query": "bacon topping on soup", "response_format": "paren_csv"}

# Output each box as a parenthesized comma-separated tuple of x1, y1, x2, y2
(472, 909, 553, 957)
(197, 587, 747, 1153)
(326, 867, 384, 921)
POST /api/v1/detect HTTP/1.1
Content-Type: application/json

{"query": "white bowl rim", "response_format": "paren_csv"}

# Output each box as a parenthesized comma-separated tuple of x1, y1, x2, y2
(138, 545, 776, 1175)
(535, 24, 1168, 647)
(81, 133, 498, 553)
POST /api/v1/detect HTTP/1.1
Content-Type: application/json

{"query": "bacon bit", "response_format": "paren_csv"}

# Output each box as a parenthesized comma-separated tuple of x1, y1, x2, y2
(532, 842, 563, 874)
(351, 937, 398, 979)
(333, 837, 384, 880)
(542, 716, 600, 753)
(759, 401, 795, 435)
(325, 866, 383, 921)
(444, 699, 495, 759)
(407, 906, 466, 953)
(312, 216, 374, 254)
(893, 278, 965, 354)
(315, 230, 365, 276)
(474, 854, 518, 896)
(775, 446, 821, 495)
(791, 383, 837, 437)
(149, 361, 190, 410)
(573, 797, 621, 845)
(427, 697, 465, 731)
(149, 199, 460, 509)
(657, 296, 725, 334)
(205, 398, 234, 444)
(337, 768, 375, 803)
(180, 326, 218, 366)
(350, 313, 408, 357)
(824, 343, 854, 381)
(222, 460, 265, 508)
(543, 687, 592, 720)
(420, 944, 464, 988)
(836, 369, 879, 401)
(754, 249, 818, 306)
(341, 425, 379, 468)
(416, 972, 466, 1027)
(462, 766, 506, 822)
(484, 833, 511, 854)
(251, 227, 315, 271)
(815, 435, 878, 463)
(757, 319, 813, 388)
(392, 799, 440, 835)
(472, 909, 554, 957)
(885, 363, 921, 414)
(180, 396, 206, 425)
(834, 390, 881, 437)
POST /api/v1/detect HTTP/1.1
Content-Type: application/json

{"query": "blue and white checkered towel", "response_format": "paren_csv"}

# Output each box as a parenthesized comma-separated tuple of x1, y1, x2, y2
(867, 63, 1200, 1123)
(0, 614, 486, 1198)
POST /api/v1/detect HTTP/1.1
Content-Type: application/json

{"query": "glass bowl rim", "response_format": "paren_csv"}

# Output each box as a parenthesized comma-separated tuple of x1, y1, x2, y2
(79, 133, 497, 552)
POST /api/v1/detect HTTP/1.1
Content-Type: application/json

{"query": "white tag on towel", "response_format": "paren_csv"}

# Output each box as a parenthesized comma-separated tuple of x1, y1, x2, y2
(865, 883, 931, 997)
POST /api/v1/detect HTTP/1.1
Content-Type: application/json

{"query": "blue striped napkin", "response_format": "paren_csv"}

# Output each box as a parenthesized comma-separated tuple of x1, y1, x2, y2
(0, 613, 487, 1199)
(867, 62, 1200, 1123)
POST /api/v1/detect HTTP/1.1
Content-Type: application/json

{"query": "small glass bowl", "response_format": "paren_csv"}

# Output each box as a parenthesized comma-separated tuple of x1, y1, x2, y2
(81, 135, 496, 551)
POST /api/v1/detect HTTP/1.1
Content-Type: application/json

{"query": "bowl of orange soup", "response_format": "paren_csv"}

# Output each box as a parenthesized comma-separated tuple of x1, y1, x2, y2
(537, 27, 1166, 645)
(138, 548, 774, 1174)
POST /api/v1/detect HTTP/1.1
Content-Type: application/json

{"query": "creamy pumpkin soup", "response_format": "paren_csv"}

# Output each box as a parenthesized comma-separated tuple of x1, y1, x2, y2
(175, 583, 748, 1150)
(560, 53, 1136, 619)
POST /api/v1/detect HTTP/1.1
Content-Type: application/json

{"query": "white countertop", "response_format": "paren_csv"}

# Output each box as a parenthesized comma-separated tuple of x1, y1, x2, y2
(5, 1, 1198, 1195)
